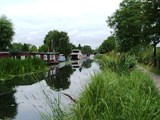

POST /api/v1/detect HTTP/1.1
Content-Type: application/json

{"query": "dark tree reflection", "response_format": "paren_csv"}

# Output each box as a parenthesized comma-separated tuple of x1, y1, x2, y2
(82, 59, 92, 69)
(46, 65, 73, 91)
(0, 81, 17, 119)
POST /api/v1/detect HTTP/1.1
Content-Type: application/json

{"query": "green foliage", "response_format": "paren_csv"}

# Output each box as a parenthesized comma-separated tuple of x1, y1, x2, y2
(107, 0, 160, 52)
(38, 44, 48, 52)
(135, 46, 153, 65)
(43, 30, 72, 57)
(71, 69, 160, 120)
(22, 43, 29, 52)
(99, 52, 136, 74)
(9, 43, 23, 52)
(142, 0, 160, 37)
(77, 44, 82, 50)
(0, 58, 46, 80)
(81, 45, 93, 55)
(9, 43, 37, 52)
(0, 15, 14, 51)
(98, 36, 116, 53)
(30, 45, 37, 52)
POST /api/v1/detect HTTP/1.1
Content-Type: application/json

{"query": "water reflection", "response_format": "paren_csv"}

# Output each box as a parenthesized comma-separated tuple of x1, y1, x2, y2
(82, 59, 92, 69)
(0, 90, 17, 119)
(46, 65, 73, 91)
(0, 59, 99, 120)
(71, 60, 83, 72)
(0, 74, 45, 119)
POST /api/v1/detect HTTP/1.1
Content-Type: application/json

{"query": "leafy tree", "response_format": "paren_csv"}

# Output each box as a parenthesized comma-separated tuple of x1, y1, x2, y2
(9, 43, 23, 52)
(70, 43, 76, 49)
(21, 43, 30, 52)
(78, 44, 82, 50)
(142, 0, 160, 38)
(43, 30, 72, 57)
(142, 0, 160, 66)
(82, 45, 93, 55)
(9, 43, 37, 52)
(30, 45, 37, 52)
(44, 30, 61, 52)
(38, 44, 48, 52)
(98, 36, 116, 53)
(0, 15, 14, 51)
(107, 0, 144, 52)
(107, 0, 160, 67)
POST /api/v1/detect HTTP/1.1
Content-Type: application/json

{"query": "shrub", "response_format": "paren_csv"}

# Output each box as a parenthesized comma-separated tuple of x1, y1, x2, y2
(98, 52, 137, 74)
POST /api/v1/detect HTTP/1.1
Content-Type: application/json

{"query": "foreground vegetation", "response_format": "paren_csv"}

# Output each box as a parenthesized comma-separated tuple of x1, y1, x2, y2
(0, 58, 46, 80)
(69, 54, 160, 120)
(40, 53, 160, 120)
(71, 69, 160, 119)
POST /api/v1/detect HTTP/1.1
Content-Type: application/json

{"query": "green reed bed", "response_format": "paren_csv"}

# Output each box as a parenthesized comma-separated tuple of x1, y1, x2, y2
(69, 53, 160, 120)
(71, 69, 160, 120)
(0, 58, 46, 80)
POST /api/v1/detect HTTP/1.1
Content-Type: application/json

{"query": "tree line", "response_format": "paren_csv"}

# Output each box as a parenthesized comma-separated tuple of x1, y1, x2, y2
(0, 15, 93, 58)
(98, 0, 160, 66)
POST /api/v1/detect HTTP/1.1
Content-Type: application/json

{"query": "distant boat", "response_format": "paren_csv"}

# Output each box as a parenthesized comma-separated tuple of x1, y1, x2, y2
(70, 49, 83, 60)
(58, 54, 66, 62)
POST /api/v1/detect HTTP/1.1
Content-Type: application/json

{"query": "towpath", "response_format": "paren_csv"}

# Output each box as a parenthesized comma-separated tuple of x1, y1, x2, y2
(137, 66, 160, 90)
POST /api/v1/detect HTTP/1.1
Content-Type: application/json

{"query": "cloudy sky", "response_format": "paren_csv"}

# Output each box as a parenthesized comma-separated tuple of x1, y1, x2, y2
(0, 0, 122, 49)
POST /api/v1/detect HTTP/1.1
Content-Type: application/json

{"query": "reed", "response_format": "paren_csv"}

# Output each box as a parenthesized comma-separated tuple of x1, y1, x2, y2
(71, 69, 160, 120)
(98, 52, 137, 74)
(40, 53, 160, 120)
(0, 58, 46, 80)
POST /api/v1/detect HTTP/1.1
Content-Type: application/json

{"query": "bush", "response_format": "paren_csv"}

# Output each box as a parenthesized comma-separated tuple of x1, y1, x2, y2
(98, 52, 137, 74)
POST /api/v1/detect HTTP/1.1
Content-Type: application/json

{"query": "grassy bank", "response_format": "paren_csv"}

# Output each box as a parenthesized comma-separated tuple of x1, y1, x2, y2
(41, 53, 160, 119)
(69, 53, 160, 120)
(0, 58, 46, 80)
(71, 69, 160, 119)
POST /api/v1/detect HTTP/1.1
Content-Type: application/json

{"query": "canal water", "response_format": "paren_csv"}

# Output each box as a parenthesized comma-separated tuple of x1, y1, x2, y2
(0, 59, 100, 120)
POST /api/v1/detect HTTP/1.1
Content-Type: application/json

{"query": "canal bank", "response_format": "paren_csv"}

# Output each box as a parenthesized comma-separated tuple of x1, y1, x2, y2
(67, 54, 160, 120)
(0, 60, 100, 120)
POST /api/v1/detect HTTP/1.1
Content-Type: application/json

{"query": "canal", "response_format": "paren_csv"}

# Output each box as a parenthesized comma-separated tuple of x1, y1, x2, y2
(0, 59, 100, 120)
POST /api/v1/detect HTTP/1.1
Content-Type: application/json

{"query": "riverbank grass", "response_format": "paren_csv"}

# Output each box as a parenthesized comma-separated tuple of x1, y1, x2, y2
(70, 53, 160, 119)
(0, 58, 46, 80)
(71, 69, 160, 120)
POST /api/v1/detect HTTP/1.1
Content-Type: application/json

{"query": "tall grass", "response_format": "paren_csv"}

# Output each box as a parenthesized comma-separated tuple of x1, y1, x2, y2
(68, 53, 160, 120)
(71, 69, 160, 120)
(0, 58, 46, 80)
(98, 52, 137, 74)
(39, 53, 160, 120)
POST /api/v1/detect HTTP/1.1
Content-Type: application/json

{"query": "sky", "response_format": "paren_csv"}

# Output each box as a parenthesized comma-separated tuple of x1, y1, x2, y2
(0, 0, 122, 49)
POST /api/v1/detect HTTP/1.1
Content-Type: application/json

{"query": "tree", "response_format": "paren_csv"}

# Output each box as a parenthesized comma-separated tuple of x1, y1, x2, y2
(30, 45, 37, 52)
(0, 15, 14, 51)
(38, 44, 48, 52)
(142, 0, 160, 38)
(9, 43, 23, 52)
(107, 0, 144, 52)
(9, 43, 37, 52)
(43, 30, 72, 57)
(44, 30, 60, 52)
(98, 36, 116, 53)
(142, 0, 160, 67)
(82, 45, 93, 55)
(21, 43, 30, 52)
(78, 44, 82, 50)
(107, 0, 160, 67)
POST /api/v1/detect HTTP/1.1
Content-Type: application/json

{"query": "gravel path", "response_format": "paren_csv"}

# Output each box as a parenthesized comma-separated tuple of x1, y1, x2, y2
(137, 66, 160, 90)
